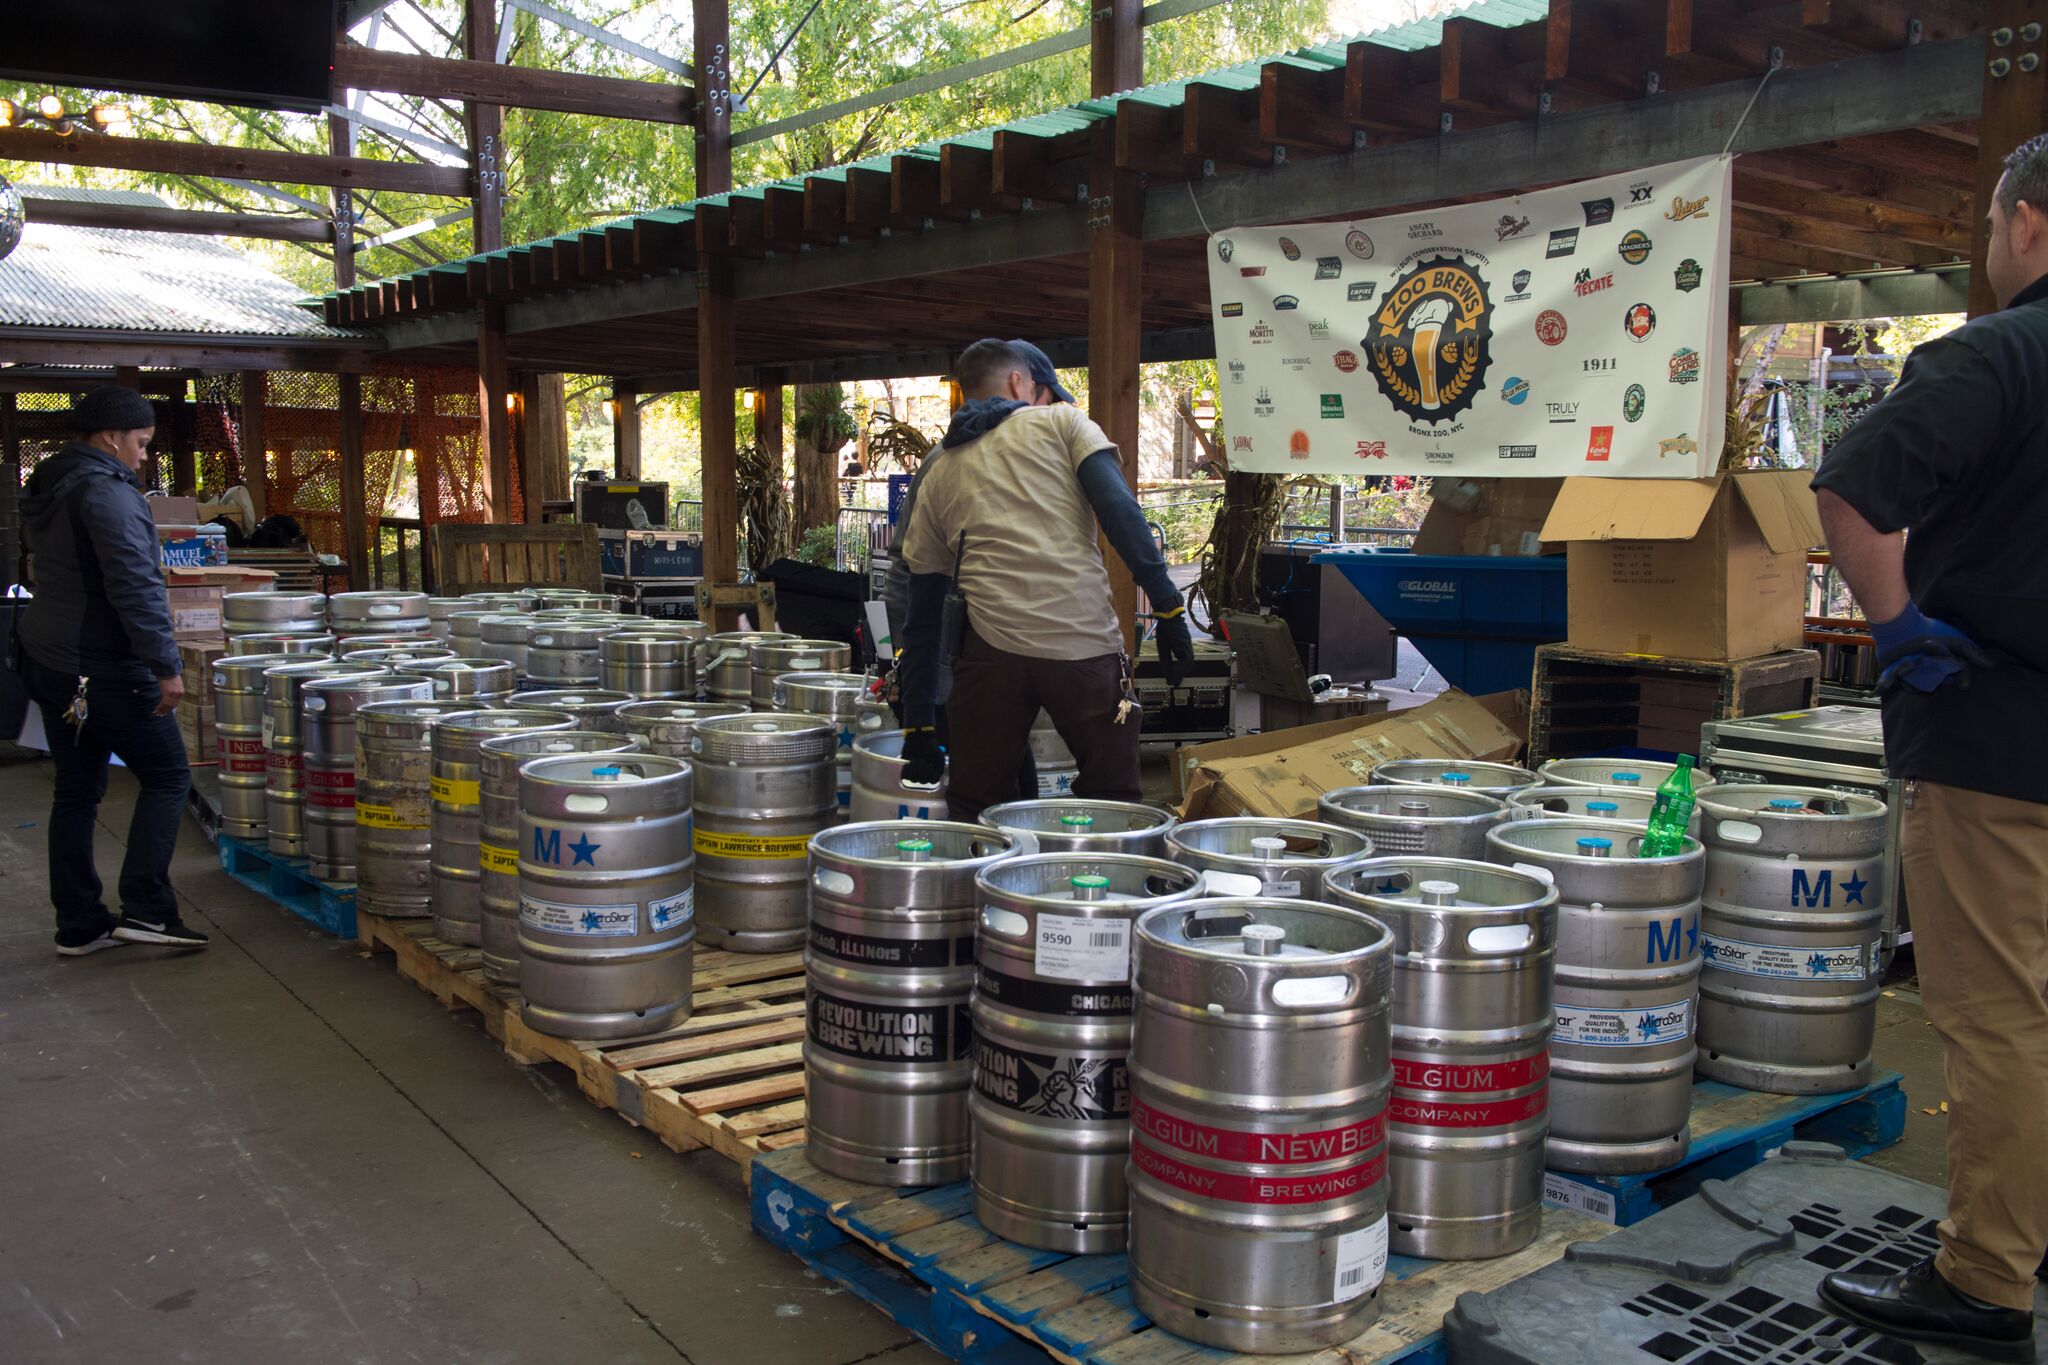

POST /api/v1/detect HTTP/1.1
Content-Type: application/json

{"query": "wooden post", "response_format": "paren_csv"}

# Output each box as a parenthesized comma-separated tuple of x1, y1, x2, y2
(329, 115, 356, 289)
(537, 374, 572, 506)
(1969, 0, 2047, 317)
(761, 379, 791, 529)
(612, 381, 641, 478)
(170, 397, 197, 496)
(478, 302, 513, 521)
(339, 373, 369, 590)
(518, 371, 545, 524)
(1, 393, 18, 592)
(1089, 0, 1145, 652)
(467, 0, 506, 254)
(696, 0, 739, 589)
(239, 372, 268, 517)
(412, 375, 440, 545)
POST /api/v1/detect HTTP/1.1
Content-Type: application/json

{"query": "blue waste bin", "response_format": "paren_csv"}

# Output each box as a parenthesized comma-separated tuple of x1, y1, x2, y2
(1312, 547, 1566, 695)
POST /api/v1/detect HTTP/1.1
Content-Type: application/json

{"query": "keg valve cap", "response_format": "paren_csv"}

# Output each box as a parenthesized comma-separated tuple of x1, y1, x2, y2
(1059, 813, 1096, 828)
(1070, 874, 1109, 901)
(1440, 771, 1472, 787)
(1241, 923, 1285, 956)
(1611, 771, 1642, 785)
(1418, 879, 1460, 906)
(896, 837, 933, 863)
(1250, 836, 1288, 861)
(1586, 800, 1619, 814)
(1576, 836, 1614, 858)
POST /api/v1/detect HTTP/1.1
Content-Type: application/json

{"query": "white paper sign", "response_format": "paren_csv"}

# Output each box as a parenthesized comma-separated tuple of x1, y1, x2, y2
(1333, 1216, 1390, 1300)
(1208, 156, 1733, 478)
(1034, 913, 1131, 982)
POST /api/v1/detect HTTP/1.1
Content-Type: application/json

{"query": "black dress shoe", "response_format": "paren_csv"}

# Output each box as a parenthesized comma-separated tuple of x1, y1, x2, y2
(1819, 1256, 2037, 1363)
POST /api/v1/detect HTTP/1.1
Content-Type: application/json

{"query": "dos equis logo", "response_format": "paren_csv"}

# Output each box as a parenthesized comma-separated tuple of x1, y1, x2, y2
(1367, 254, 1494, 426)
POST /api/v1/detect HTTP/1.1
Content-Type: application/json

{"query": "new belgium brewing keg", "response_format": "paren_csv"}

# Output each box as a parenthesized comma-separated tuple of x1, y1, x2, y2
(302, 674, 432, 882)
(478, 730, 639, 985)
(692, 713, 838, 952)
(213, 653, 310, 840)
(602, 633, 693, 699)
(1318, 785, 1511, 858)
(1695, 786, 1888, 1095)
(1370, 759, 1542, 799)
(1324, 859, 1557, 1260)
(850, 729, 947, 822)
(328, 590, 431, 639)
(1487, 818, 1704, 1174)
(354, 700, 473, 916)
(1127, 899, 1395, 1353)
(971, 853, 1204, 1252)
(1509, 783, 1701, 835)
(431, 708, 577, 946)
(416, 657, 518, 705)
(774, 671, 866, 819)
(509, 689, 632, 732)
(1030, 711, 1079, 797)
(517, 753, 694, 1039)
(804, 822, 1023, 1184)
(749, 637, 852, 710)
(527, 622, 618, 687)
(1540, 757, 1717, 792)
(617, 700, 747, 757)
(265, 660, 383, 857)
(978, 799, 1176, 857)
(700, 630, 791, 705)
(223, 591, 326, 640)
(1166, 817, 1372, 900)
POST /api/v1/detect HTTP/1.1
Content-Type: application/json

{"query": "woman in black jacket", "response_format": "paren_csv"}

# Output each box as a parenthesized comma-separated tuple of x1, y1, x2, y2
(18, 386, 207, 955)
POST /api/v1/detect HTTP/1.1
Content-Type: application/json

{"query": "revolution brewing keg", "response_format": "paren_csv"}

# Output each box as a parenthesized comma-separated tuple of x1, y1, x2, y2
(416, 657, 518, 705)
(1318, 785, 1510, 857)
(617, 700, 748, 757)
(602, 632, 694, 699)
(430, 708, 576, 945)
(223, 591, 326, 640)
(1540, 757, 1717, 792)
(478, 729, 640, 985)
(804, 822, 1023, 1184)
(329, 590, 431, 639)
(1324, 859, 1557, 1260)
(1509, 783, 1701, 835)
(510, 689, 632, 732)
(971, 853, 1204, 1252)
(1165, 817, 1372, 900)
(354, 700, 473, 916)
(1695, 786, 1888, 1094)
(1486, 818, 1704, 1174)
(265, 660, 384, 857)
(517, 753, 694, 1039)
(978, 799, 1176, 857)
(1370, 759, 1542, 799)
(234, 632, 336, 654)
(1127, 899, 1395, 1353)
(527, 622, 618, 688)
(749, 637, 852, 709)
(213, 652, 312, 840)
(302, 673, 433, 882)
(850, 729, 947, 822)
(1030, 711, 1079, 797)
(774, 671, 866, 819)
(692, 713, 838, 952)
(700, 630, 792, 706)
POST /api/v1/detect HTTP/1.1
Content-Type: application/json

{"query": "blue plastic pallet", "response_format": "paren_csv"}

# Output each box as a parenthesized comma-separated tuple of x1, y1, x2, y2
(218, 835, 357, 938)
(1542, 1069, 1907, 1227)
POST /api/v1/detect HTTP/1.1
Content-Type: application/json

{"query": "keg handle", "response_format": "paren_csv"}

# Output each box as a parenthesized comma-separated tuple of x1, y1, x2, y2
(813, 868, 856, 896)
(1510, 861, 1555, 886)
(1716, 819, 1764, 845)
(1270, 976, 1352, 1008)
(980, 905, 1029, 937)
(1465, 923, 1536, 953)
(1196, 870, 1265, 898)
(1184, 907, 1257, 939)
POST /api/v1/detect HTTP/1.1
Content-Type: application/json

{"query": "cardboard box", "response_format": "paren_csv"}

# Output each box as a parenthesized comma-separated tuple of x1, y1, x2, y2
(1538, 471, 1822, 661)
(149, 497, 201, 526)
(176, 701, 217, 765)
(167, 585, 224, 639)
(180, 641, 227, 700)
(158, 525, 228, 568)
(1177, 690, 1523, 820)
(166, 565, 277, 595)
(1257, 687, 1389, 735)
(1412, 479, 1564, 558)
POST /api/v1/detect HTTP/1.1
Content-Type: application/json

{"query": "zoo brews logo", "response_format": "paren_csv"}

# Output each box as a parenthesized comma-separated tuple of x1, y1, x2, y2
(1367, 252, 1494, 428)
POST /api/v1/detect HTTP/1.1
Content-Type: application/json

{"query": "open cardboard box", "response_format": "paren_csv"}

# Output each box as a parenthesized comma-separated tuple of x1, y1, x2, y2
(1411, 479, 1565, 558)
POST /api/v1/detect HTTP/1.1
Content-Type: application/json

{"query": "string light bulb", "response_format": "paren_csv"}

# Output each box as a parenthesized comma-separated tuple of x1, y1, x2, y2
(38, 94, 65, 121)
(89, 104, 130, 130)
(0, 100, 16, 130)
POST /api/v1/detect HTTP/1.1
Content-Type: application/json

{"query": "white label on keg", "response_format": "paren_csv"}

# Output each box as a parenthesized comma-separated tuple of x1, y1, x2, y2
(261, 715, 276, 746)
(1261, 877, 1303, 897)
(520, 896, 637, 937)
(1542, 1171, 1618, 1223)
(1332, 1217, 1389, 1301)
(648, 888, 694, 931)
(1702, 934, 1866, 980)
(1034, 914, 1130, 982)
(1552, 999, 1693, 1047)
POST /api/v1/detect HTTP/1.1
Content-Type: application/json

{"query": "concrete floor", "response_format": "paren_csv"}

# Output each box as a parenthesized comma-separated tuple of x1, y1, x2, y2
(0, 749, 1955, 1365)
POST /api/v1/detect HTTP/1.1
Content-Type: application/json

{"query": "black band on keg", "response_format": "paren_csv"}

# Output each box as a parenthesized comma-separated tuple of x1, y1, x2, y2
(975, 964, 1133, 1018)
(808, 926, 975, 968)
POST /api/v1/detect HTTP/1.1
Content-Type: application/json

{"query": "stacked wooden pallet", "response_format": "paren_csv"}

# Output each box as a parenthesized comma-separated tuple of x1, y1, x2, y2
(1528, 644, 1821, 764)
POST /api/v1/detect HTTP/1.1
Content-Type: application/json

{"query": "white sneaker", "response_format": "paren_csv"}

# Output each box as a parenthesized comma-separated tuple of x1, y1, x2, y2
(56, 932, 127, 957)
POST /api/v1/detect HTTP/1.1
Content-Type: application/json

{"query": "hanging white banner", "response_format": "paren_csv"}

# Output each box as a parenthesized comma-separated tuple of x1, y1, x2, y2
(1207, 155, 1733, 478)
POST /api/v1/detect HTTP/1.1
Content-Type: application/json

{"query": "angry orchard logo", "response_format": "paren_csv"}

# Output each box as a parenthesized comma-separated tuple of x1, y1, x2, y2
(1366, 254, 1494, 427)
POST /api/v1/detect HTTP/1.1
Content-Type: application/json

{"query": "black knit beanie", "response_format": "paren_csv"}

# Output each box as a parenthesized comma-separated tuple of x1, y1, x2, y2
(66, 385, 158, 434)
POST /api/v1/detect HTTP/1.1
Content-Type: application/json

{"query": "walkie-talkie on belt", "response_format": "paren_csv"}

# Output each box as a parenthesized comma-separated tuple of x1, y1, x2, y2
(939, 531, 969, 663)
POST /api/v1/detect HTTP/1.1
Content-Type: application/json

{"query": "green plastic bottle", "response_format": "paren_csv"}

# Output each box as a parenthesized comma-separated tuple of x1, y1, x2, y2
(1639, 755, 1697, 858)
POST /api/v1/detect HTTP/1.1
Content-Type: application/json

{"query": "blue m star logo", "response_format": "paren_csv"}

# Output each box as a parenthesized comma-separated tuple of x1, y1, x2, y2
(1701, 939, 1720, 961)
(580, 909, 604, 931)
(1637, 1014, 1663, 1040)
(569, 834, 601, 865)
(1841, 872, 1867, 905)
(652, 901, 671, 926)
(1807, 951, 1833, 976)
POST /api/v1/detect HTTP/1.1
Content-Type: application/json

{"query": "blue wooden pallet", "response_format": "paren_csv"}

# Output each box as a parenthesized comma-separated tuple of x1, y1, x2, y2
(218, 835, 357, 938)
(1542, 1069, 1907, 1227)
(752, 1148, 1616, 1365)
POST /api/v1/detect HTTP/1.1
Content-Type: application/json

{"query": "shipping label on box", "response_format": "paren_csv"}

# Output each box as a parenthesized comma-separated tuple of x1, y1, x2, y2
(168, 585, 223, 637)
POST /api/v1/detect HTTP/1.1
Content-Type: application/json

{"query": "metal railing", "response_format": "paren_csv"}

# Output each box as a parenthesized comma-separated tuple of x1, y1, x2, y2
(836, 506, 892, 573)
(372, 517, 426, 591)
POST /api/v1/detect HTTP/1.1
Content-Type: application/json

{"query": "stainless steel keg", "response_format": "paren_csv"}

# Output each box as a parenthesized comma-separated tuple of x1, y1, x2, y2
(478, 729, 640, 985)
(1486, 818, 1704, 1174)
(1539, 757, 1716, 792)
(447, 609, 496, 656)
(234, 632, 336, 654)
(749, 637, 852, 709)
(328, 590, 431, 638)
(1318, 785, 1511, 857)
(430, 708, 577, 946)
(477, 615, 538, 674)
(1509, 783, 1701, 835)
(527, 621, 619, 687)
(341, 644, 458, 669)
(334, 633, 436, 653)
(212, 652, 311, 840)
(301, 673, 432, 882)
(508, 689, 633, 732)
(223, 591, 326, 639)
(601, 632, 694, 698)
(1324, 858, 1557, 1260)
(774, 671, 866, 820)
(354, 700, 473, 917)
(699, 630, 792, 706)
(264, 660, 383, 857)
(978, 799, 1176, 857)
(423, 596, 468, 643)
(850, 729, 947, 822)
(692, 713, 838, 952)
(616, 701, 748, 758)
(516, 753, 694, 1039)
(1165, 817, 1373, 900)
(805, 822, 1023, 1183)
(1029, 711, 1079, 798)
(1370, 759, 1543, 799)
(1695, 786, 1888, 1095)
(415, 657, 518, 704)
(970, 853, 1205, 1252)
(1127, 899, 1396, 1353)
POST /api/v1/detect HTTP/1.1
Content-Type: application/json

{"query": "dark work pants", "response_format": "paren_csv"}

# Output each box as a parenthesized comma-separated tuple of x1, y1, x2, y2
(25, 658, 192, 945)
(946, 626, 1139, 822)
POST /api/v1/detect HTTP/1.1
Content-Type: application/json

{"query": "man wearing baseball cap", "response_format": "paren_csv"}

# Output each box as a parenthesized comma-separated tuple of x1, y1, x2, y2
(896, 339, 1193, 820)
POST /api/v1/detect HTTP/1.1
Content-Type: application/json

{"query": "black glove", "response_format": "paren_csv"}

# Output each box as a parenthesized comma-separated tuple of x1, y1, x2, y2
(1153, 607, 1195, 689)
(900, 726, 945, 790)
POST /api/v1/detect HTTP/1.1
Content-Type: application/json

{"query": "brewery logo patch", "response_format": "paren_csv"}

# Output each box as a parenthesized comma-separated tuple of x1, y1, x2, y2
(1586, 425, 1615, 461)
(1674, 258, 1703, 292)
(1408, 220, 1443, 240)
(1574, 267, 1614, 297)
(1505, 268, 1533, 302)
(1623, 382, 1647, 422)
(1348, 280, 1379, 302)
(973, 1040, 1127, 1120)
(1501, 375, 1530, 405)
(1288, 429, 1312, 460)
(809, 926, 973, 968)
(1669, 346, 1701, 384)
(1219, 302, 1244, 317)
(1545, 400, 1579, 424)
(1281, 355, 1313, 371)
(1423, 448, 1455, 465)
(1665, 192, 1710, 221)
(1308, 318, 1332, 339)
(1249, 322, 1274, 344)
(1366, 253, 1495, 427)
(1320, 394, 1346, 419)
(1231, 434, 1253, 453)
(1227, 359, 1245, 383)
(1346, 229, 1375, 260)
(1274, 294, 1300, 310)
(1582, 357, 1617, 374)
(1278, 236, 1302, 260)
(1658, 432, 1700, 461)
(1334, 349, 1360, 373)
(1618, 229, 1653, 264)
(1355, 439, 1389, 459)
(1496, 214, 1532, 241)
(1623, 301, 1657, 342)
(1216, 237, 1235, 262)
(1534, 309, 1568, 346)
(1499, 444, 1537, 459)
(1546, 228, 1579, 258)
(1315, 256, 1344, 279)
(1582, 197, 1615, 226)
(1239, 265, 1267, 277)
(810, 992, 969, 1062)
(1253, 385, 1276, 414)
(1626, 180, 1654, 209)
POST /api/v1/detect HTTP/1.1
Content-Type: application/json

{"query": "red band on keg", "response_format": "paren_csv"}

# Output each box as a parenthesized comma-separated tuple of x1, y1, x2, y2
(1130, 1137, 1386, 1205)
(305, 769, 357, 810)
(222, 738, 267, 774)
(1130, 1099, 1386, 1165)
(1390, 1053, 1549, 1093)
(268, 752, 301, 772)
(1387, 1087, 1548, 1130)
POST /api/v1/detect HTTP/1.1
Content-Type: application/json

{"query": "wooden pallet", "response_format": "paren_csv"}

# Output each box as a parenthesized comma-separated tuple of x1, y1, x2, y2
(751, 1147, 1617, 1365)
(428, 523, 602, 596)
(1528, 644, 1821, 764)
(353, 910, 807, 1176)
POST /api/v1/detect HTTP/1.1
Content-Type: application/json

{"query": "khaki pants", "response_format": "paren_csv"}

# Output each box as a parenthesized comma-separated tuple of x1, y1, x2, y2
(1902, 779, 2048, 1310)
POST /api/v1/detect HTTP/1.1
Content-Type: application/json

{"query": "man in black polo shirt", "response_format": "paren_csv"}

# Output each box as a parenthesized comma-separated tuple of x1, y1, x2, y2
(1810, 133, 2047, 1359)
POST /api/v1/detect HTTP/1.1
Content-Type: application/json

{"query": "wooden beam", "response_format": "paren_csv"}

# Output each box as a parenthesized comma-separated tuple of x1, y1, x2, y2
(939, 143, 1023, 215)
(1545, 0, 1662, 99)
(239, 372, 268, 518)
(612, 381, 642, 478)
(478, 302, 514, 522)
(1732, 174, 1970, 252)
(991, 128, 1090, 202)
(1732, 206, 1947, 267)
(891, 155, 969, 221)
(339, 373, 370, 590)
(695, 0, 733, 196)
(843, 166, 919, 232)
(1183, 83, 1274, 171)
(332, 44, 692, 124)
(0, 126, 468, 198)
(762, 186, 824, 249)
(1261, 62, 1355, 152)
(18, 196, 333, 243)
(697, 0, 738, 590)
(1344, 42, 1442, 136)
(1969, 0, 2046, 315)
(1093, 0, 1143, 93)
(1114, 99, 1200, 179)
(1092, 0, 1142, 655)
(518, 372, 545, 525)
(725, 195, 770, 257)
(1739, 146, 1975, 220)
(1440, 17, 1540, 120)
(0, 333, 379, 373)
(1800, 0, 1979, 50)
(467, 0, 506, 254)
